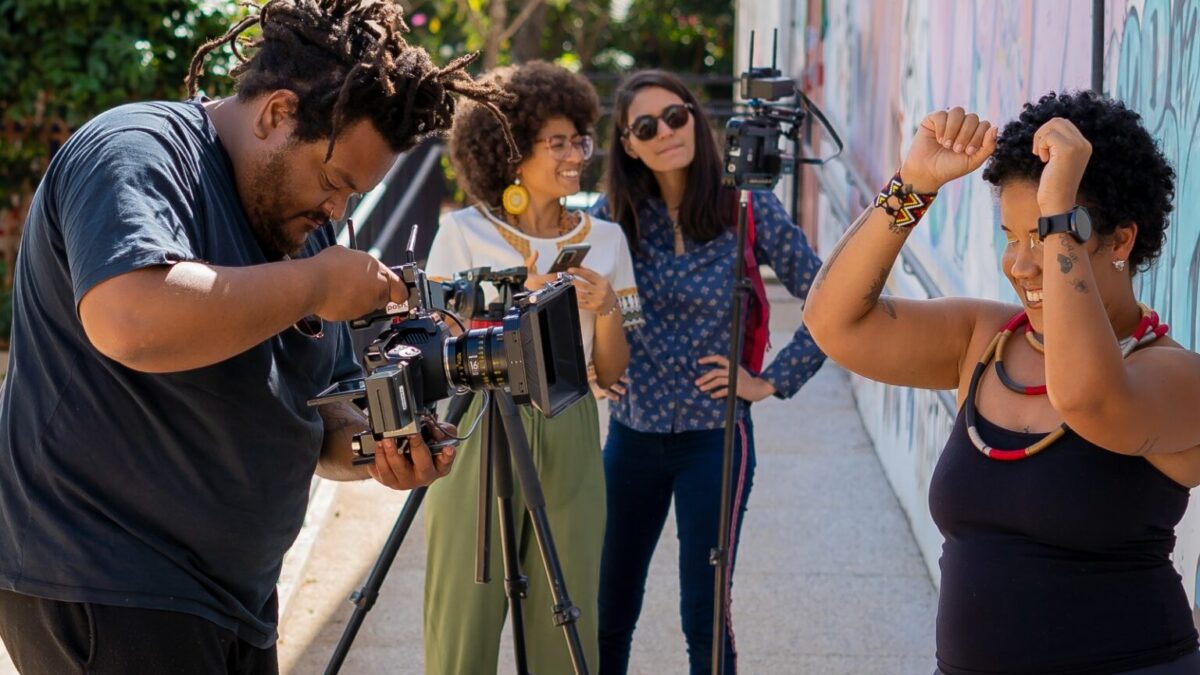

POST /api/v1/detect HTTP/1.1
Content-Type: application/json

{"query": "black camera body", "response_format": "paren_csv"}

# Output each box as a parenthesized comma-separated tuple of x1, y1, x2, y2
(309, 252, 588, 464)
(723, 115, 788, 190)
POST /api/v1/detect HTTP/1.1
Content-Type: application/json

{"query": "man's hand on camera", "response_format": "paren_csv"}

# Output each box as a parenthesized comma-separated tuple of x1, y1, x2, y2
(366, 423, 457, 490)
(307, 246, 408, 321)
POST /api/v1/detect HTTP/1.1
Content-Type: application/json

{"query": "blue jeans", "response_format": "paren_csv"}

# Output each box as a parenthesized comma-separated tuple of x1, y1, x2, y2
(598, 417, 756, 675)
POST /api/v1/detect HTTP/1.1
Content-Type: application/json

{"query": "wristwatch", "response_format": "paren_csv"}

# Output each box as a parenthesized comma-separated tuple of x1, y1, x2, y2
(1037, 205, 1093, 243)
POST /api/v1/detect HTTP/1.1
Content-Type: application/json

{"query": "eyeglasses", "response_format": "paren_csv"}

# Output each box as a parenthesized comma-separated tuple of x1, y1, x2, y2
(535, 134, 595, 161)
(623, 103, 693, 141)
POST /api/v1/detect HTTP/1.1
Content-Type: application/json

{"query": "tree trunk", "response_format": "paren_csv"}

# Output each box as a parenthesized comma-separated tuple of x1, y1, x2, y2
(483, 0, 508, 70)
(511, 0, 547, 63)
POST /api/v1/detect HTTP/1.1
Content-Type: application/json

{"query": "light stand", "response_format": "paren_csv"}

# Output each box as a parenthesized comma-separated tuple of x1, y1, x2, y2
(710, 28, 843, 675)
(709, 189, 752, 674)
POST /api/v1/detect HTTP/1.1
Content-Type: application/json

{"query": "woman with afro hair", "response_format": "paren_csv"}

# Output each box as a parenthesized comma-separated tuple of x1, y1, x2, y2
(421, 60, 642, 675)
(805, 91, 1200, 674)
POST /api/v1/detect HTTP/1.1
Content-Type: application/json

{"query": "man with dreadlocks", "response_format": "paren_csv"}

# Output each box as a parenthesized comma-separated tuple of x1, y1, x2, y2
(0, 1, 515, 672)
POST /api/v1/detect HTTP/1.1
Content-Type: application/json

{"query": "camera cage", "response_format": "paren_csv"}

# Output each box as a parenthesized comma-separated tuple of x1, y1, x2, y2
(307, 231, 589, 461)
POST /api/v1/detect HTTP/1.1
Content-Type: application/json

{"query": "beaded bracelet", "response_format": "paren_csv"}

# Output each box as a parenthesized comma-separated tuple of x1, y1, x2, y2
(874, 171, 937, 229)
(598, 301, 621, 318)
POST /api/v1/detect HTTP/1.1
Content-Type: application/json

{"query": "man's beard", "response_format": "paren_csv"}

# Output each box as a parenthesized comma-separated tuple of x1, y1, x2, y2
(244, 148, 324, 260)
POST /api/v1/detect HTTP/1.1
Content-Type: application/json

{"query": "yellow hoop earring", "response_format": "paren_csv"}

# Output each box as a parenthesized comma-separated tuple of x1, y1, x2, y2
(502, 178, 530, 216)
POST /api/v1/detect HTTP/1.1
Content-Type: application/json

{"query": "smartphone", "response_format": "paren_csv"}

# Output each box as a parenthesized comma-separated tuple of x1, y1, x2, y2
(547, 243, 591, 274)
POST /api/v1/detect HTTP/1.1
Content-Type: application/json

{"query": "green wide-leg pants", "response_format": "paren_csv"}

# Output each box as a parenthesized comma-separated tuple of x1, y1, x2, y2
(423, 394, 604, 674)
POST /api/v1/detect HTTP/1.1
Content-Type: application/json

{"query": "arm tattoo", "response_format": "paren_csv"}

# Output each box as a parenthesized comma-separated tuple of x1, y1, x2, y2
(1057, 253, 1074, 274)
(1057, 239, 1080, 274)
(319, 401, 369, 441)
(1072, 279, 1089, 294)
(1132, 436, 1159, 456)
(814, 207, 871, 289)
(863, 266, 898, 319)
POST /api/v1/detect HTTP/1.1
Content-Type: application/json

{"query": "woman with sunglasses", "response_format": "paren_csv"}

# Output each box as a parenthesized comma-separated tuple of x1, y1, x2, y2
(421, 60, 643, 675)
(591, 70, 826, 674)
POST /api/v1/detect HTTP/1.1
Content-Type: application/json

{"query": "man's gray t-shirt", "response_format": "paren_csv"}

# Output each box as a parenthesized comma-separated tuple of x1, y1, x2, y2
(0, 100, 360, 648)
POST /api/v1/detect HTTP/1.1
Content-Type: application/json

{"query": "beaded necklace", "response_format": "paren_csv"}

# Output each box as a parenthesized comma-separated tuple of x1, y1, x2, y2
(967, 305, 1167, 461)
(1021, 303, 1166, 356)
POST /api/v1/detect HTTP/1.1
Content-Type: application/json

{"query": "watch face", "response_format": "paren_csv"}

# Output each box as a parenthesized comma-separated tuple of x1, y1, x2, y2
(1072, 206, 1093, 241)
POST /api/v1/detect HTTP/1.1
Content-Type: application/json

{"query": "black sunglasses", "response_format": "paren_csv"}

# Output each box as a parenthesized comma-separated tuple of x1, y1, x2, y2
(624, 103, 693, 142)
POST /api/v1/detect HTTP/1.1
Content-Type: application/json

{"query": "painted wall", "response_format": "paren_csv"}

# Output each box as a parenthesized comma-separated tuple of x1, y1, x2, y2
(738, 0, 1200, 620)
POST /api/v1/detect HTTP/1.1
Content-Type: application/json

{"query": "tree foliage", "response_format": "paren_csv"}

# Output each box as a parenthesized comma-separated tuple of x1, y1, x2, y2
(0, 0, 245, 206)
(399, 0, 732, 74)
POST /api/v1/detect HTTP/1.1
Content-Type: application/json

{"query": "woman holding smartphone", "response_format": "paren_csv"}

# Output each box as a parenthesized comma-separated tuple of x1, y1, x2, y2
(421, 60, 642, 675)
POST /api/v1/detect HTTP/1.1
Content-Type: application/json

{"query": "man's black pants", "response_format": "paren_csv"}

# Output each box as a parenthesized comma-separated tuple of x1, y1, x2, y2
(0, 589, 277, 674)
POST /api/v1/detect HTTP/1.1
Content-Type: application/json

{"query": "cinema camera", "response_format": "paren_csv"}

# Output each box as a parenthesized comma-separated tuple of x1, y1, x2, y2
(308, 230, 589, 464)
(722, 30, 839, 190)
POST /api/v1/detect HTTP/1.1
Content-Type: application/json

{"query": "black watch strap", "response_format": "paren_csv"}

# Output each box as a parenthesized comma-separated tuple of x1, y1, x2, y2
(1038, 211, 1073, 239)
(1037, 205, 1091, 243)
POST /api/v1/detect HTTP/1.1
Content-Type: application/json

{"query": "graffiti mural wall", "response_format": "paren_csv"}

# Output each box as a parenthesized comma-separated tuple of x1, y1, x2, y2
(1107, 0, 1200, 624)
(793, 0, 1200, 615)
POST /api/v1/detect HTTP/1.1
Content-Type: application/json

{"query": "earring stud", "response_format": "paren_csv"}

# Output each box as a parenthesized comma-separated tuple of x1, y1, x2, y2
(1113, 259, 1127, 271)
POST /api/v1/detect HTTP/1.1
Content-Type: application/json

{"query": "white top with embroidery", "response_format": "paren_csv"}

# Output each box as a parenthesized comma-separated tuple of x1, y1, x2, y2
(425, 205, 644, 364)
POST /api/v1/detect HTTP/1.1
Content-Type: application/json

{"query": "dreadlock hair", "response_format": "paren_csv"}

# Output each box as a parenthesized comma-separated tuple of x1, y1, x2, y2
(185, 0, 516, 161)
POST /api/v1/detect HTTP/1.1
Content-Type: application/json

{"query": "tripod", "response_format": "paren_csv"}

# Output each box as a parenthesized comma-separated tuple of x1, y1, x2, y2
(324, 389, 589, 675)
(474, 390, 589, 675)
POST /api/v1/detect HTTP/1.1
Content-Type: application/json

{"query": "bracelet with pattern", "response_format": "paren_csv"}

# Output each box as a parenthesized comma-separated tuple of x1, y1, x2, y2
(874, 171, 937, 229)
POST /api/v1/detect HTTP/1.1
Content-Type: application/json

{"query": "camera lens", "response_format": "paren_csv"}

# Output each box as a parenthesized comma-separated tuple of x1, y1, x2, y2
(444, 327, 509, 391)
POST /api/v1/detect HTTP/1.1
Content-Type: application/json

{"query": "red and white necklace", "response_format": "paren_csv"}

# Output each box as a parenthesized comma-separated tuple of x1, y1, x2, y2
(967, 304, 1167, 461)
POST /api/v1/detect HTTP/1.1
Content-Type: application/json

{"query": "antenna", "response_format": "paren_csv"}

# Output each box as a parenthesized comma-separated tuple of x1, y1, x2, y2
(748, 30, 756, 69)
(405, 226, 419, 264)
(771, 29, 779, 70)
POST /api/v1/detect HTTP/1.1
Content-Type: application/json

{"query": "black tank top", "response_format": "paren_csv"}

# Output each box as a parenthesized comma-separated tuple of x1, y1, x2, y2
(930, 407, 1198, 674)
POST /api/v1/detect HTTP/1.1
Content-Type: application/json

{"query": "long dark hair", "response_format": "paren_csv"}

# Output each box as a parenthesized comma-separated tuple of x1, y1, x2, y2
(604, 70, 733, 252)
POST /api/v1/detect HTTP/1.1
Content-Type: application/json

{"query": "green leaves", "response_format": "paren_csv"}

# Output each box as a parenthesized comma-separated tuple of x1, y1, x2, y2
(0, 0, 244, 204)
(398, 1, 732, 76)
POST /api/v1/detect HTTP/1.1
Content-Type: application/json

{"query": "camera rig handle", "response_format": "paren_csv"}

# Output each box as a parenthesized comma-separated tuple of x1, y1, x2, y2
(350, 226, 434, 330)
(349, 261, 427, 330)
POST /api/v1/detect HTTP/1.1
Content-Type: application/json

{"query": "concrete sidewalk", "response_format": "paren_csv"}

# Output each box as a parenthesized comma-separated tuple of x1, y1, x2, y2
(276, 285, 938, 674)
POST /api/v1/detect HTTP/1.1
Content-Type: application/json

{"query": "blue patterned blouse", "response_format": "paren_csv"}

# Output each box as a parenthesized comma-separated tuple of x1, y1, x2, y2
(592, 190, 827, 433)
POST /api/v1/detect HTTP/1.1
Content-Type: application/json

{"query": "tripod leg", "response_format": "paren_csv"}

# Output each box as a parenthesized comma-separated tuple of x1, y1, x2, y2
(324, 485, 427, 675)
(476, 393, 494, 584)
(488, 398, 533, 675)
(494, 391, 590, 675)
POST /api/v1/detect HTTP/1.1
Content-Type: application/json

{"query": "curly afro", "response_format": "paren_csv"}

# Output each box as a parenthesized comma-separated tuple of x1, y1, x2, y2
(447, 60, 600, 208)
(982, 90, 1175, 271)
